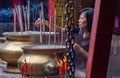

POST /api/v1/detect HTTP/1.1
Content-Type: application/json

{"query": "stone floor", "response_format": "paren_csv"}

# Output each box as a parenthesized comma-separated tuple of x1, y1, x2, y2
(0, 62, 21, 78)
(107, 35, 120, 78)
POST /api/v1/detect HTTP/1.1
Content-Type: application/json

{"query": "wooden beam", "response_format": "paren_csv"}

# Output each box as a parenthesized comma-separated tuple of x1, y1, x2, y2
(86, 0, 117, 78)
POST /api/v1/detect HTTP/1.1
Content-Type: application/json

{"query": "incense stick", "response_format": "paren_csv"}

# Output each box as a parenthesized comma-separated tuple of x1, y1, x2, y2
(13, 9, 16, 32)
(48, 16, 52, 45)
(18, 6, 23, 32)
(27, 0, 30, 30)
(41, 2, 45, 32)
(39, 13, 42, 44)
(22, 6, 27, 31)
(61, 16, 64, 46)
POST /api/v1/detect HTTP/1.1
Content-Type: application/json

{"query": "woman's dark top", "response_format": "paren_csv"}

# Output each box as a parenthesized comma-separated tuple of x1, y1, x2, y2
(74, 28, 90, 70)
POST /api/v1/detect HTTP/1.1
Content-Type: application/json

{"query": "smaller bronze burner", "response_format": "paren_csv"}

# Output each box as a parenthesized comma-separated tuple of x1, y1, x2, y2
(18, 45, 66, 77)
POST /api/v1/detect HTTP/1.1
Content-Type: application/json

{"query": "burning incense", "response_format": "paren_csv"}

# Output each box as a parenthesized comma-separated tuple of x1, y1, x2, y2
(13, 9, 16, 32)
(27, 0, 30, 30)
(18, 6, 23, 32)
(39, 13, 42, 44)
(22, 6, 27, 31)
(48, 16, 52, 45)
(61, 16, 64, 46)
(41, 2, 45, 32)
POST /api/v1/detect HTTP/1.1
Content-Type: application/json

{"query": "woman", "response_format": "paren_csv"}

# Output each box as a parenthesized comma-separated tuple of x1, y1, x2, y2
(73, 8, 93, 78)
(34, 7, 94, 77)
(73, 8, 93, 57)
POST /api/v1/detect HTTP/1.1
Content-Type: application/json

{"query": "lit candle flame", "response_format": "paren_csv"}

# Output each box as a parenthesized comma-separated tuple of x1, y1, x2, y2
(57, 59, 63, 76)
(63, 56, 68, 72)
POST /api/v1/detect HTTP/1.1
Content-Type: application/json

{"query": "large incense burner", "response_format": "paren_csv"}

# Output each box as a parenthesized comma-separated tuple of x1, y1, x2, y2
(18, 45, 66, 77)
(0, 31, 36, 73)
(0, 31, 60, 73)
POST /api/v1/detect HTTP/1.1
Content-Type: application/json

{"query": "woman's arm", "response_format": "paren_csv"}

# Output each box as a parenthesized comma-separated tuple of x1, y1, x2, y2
(34, 18, 62, 32)
(73, 43, 88, 58)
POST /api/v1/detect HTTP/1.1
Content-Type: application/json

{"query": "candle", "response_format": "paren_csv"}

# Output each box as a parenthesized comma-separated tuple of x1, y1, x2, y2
(21, 59, 27, 78)
(63, 56, 68, 72)
(21, 64, 24, 78)
(23, 59, 27, 72)
(29, 64, 33, 78)
(57, 60, 63, 76)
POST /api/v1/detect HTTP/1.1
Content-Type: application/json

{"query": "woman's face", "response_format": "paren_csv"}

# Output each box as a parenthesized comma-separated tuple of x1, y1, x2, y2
(78, 12, 87, 29)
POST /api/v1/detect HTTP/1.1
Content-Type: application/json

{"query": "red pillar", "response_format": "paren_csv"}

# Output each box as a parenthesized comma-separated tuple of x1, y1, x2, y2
(48, 0, 54, 23)
(86, 0, 117, 78)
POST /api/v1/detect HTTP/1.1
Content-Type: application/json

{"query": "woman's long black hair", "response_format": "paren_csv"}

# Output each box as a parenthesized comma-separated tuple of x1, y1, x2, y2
(79, 8, 94, 32)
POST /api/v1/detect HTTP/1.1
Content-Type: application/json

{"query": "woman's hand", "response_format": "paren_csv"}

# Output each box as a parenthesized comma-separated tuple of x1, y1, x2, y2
(34, 18, 41, 28)
(73, 43, 88, 58)
(34, 18, 64, 32)
(34, 18, 49, 28)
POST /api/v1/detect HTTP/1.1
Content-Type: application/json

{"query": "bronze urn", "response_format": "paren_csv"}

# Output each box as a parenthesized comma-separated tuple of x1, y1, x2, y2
(0, 32, 36, 73)
(18, 45, 66, 78)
